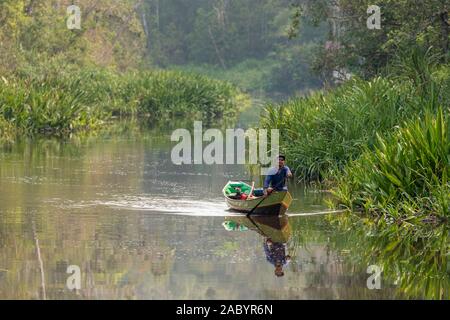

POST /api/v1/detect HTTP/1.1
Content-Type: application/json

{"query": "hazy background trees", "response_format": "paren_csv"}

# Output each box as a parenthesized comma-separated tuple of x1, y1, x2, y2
(1, 0, 448, 95)
(0, 0, 146, 74)
(141, 0, 326, 95)
(293, 0, 449, 79)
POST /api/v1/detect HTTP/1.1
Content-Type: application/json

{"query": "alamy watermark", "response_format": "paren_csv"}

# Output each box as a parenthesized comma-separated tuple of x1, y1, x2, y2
(367, 265, 382, 290)
(67, 5, 81, 30)
(171, 121, 279, 175)
(66, 265, 81, 291)
(367, 5, 381, 30)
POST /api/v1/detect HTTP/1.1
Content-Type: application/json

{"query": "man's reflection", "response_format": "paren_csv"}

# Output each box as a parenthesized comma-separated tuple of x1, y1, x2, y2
(223, 215, 292, 277)
(264, 238, 291, 277)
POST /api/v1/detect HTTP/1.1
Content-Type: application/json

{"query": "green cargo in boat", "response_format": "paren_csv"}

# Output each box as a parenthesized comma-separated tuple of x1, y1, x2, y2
(222, 181, 293, 216)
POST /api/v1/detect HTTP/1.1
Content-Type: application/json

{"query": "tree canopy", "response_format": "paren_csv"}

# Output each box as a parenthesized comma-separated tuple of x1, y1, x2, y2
(291, 0, 449, 78)
(0, 0, 146, 74)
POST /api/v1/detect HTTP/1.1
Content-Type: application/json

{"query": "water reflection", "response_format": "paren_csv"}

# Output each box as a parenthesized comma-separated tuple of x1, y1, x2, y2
(328, 213, 450, 299)
(264, 239, 291, 278)
(223, 215, 292, 277)
(0, 123, 446, 300)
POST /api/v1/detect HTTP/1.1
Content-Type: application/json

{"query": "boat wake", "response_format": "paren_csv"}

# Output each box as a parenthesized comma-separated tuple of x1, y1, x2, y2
(49, 196, 242, 217)
(102, 196, 235, 216)
(46, 196, 344, 218)
(287, 210, 345, 217)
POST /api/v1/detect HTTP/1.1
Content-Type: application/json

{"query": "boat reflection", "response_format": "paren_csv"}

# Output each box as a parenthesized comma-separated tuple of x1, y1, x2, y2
(223, 215, 292, 277)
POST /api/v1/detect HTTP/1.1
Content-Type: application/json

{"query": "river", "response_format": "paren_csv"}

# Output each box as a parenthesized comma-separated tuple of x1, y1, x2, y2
(0, 108, 446, 300)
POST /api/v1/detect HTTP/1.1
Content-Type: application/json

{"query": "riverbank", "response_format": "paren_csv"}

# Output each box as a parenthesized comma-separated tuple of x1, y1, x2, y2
(260, 51, 450, 225)
(257, 52, 449, 298)
(0, 63, 249, 143)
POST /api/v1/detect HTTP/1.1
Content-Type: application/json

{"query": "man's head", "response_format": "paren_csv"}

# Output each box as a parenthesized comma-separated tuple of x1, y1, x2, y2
(278, 155, 286, 168)
(274, 262, 284, 277)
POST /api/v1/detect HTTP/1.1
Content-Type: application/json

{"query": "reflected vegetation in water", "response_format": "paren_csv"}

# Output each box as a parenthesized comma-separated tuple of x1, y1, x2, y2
(0, 123, 448, 300)
(328, 213, 449, 300)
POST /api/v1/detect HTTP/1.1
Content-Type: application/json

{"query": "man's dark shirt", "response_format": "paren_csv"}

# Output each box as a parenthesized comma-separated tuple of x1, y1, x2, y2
(263, 166, 291, 191)
(264, 241, 289, 266)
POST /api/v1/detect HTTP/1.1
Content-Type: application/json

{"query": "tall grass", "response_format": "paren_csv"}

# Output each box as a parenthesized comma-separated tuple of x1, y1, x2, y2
(125, 70, 248, 120)
(260, 48, 449, 182)
(261, 77, 426, 181)
(0, 68, 103, 137)
(0, 76, 96, 134)
(0, 115, 14, 143)
(0, 65, 248, 139)
(172, 60, 278, 93)
(334, 107, 449, 222)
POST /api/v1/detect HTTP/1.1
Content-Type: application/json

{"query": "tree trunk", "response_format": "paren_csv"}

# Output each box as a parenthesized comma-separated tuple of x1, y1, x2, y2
(208, 25, 226, 69)
(156, 0, 160, 31)
(439, 11, 449, 59)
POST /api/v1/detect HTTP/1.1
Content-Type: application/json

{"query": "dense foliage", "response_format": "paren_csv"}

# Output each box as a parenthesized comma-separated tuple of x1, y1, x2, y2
(260, 49, 450, 229)
(292, 0, 449, 79)
(142, 0, 326, 94)
(261, 50, 450, 181)
(0, 66, 246, 139)
(0, 0, 146, 74)
(0, 1, 248, 140)
(335, 108, 449, 220)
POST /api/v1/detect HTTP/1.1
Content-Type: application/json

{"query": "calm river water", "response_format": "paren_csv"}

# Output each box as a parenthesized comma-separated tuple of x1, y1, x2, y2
(0, 113, 446, 299)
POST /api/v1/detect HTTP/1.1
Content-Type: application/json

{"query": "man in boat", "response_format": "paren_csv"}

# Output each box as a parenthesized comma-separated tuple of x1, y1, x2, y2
(263, 155, 293, 196)
(264, 238, 291, 277)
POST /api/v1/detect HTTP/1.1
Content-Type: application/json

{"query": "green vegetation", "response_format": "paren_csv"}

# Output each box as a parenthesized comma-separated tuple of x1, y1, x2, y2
(261, 76, 423, 181)
(334, 108, 449, 221)
(261, 53, 450, 178)
(0, 67, 247, 138)
(0, 0, 146, 74)
(294, 0, 449, 79)
(257, 1, 450, 297)
(328, 212, 449, 299)
(172, 59, 279, 94)
(143, 0, 326, 95)
(261, 49, 449, 224)
(173, 45, 324, 96)
(125, 70, 248, 120)
(0, 115, 14, 143)
(0, 1, 249, 140)
(259, 44, 449, 295)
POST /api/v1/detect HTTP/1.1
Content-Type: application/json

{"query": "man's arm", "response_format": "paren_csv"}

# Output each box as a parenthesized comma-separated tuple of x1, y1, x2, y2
(285, 166, 293, 178)
(263, 174, 274, 195)
(263, 174, 272, 189)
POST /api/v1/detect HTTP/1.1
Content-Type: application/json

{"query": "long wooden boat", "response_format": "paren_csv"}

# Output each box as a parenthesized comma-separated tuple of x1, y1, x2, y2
(223, 181, 293, 216)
